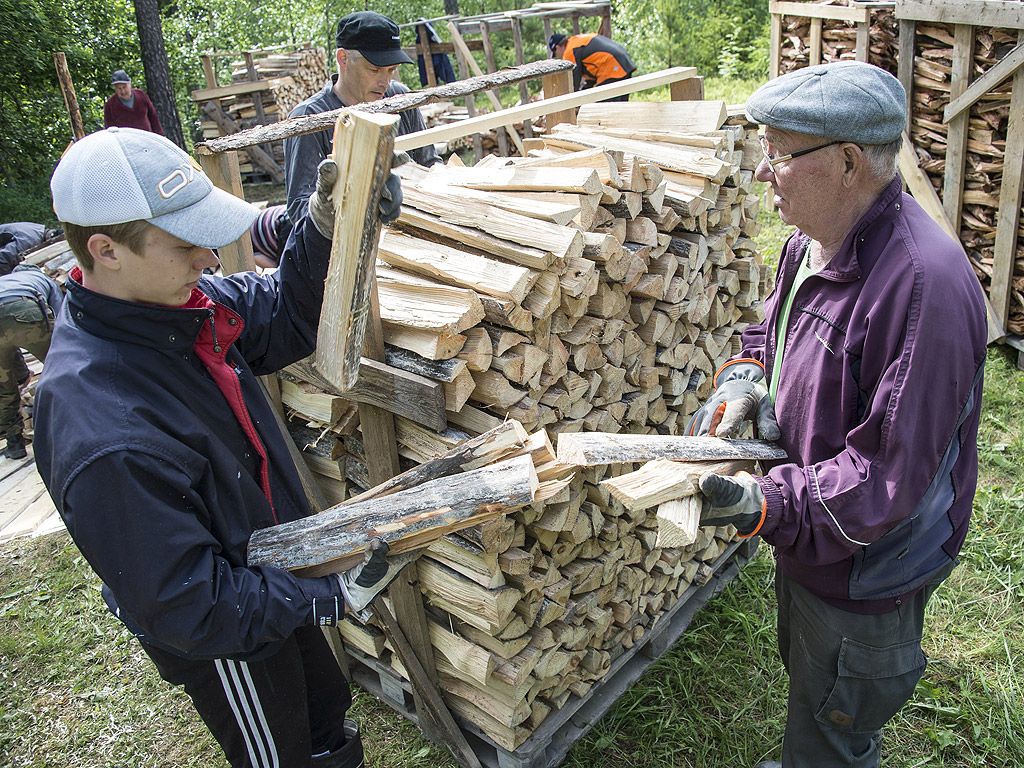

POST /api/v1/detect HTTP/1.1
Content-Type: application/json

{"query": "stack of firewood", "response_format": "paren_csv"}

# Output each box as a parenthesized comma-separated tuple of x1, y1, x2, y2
(276, 101, 774, 747)
(228, 45, 330, 118)
(778, 1, 899, 75)
(199, 44, 329, 179)
(908, 24, 1024, 333)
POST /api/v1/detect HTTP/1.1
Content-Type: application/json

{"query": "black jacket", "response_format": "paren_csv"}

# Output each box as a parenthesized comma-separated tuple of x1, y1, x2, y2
(34, 217, 344, 662)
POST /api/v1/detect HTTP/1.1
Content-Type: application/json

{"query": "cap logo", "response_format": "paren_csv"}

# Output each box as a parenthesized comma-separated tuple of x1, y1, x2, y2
(157, 163, 196, 199)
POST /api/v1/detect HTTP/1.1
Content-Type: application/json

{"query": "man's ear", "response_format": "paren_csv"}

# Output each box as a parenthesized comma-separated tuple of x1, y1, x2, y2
(86, 233, 121, 272)
(840, 143, 862, 186)
(337, 48, 348, 72)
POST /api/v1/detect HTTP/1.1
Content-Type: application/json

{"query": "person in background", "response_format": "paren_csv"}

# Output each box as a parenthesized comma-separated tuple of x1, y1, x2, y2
(1, 222, 56, 275)
(37, 126, 403, 768)
(548, 32, 636, 101)
(0, 264, 63, 459)
(103, 69, 163, 134)
(283, 11, 441, 229)
(688, 61, 987, 768)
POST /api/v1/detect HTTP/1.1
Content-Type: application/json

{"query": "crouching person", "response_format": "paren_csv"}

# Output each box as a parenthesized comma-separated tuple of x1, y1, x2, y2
(35, 127, 404, 768)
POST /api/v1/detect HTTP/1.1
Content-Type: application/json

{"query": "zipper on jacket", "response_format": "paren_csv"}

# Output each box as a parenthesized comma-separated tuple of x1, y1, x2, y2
(207, 309, 222, 353)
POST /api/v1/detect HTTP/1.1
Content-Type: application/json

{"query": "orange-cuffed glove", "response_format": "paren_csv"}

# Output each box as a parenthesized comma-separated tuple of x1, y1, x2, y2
(698, 471, 767, 538)
(686, 359, 780, 440)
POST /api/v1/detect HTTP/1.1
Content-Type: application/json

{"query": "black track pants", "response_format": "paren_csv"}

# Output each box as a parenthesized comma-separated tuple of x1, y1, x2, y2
(142, 625, 352, 768)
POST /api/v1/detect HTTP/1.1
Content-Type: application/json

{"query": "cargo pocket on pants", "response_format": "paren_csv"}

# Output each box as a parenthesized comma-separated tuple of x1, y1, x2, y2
(815, 637, 926, 734)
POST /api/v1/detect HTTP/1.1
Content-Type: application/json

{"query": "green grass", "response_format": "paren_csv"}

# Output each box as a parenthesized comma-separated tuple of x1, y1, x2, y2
(3, 351, 1022, 768)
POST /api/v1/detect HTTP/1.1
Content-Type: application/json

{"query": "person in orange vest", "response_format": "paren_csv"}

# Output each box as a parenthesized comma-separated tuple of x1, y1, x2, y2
(548, 33, 636, 101)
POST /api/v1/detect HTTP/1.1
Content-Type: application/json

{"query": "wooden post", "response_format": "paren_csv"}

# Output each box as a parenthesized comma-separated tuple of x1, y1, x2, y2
(897, 18, 917, 129)
(243, 51, 268, 125)
(600, 5, 612, 37)
(942, 25, 974, 234)
(855, 20, 870, 62)
(448, 21, 523, 155)
(571, 11, 581, 36)
(195, 149, 256, 274)
(809, 18, 823, 66)
(542, 68, 576, 129)
(200, 54, 222, 112)
(769, 11, 782, 79)
(451, 32, 484, 163)
(670, 77, 704, 102)
(991, 65, 1024, 332)
(477, 19, 510, 156)
(510, 13, 534, 139)
(417, 22, 438, 88)
(52, 53, 85, 140)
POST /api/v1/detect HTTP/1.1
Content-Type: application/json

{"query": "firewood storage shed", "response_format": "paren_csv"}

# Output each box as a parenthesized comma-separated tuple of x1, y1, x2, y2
(768, 0, 1024, 355)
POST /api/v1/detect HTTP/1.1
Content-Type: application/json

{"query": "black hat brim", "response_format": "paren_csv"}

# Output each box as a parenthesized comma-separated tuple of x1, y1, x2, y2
(361, 48, 414, 67)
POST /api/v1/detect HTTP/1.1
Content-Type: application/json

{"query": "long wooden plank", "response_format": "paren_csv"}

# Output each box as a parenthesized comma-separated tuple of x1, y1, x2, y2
(576, 101, 728, 133)
(943, 40, 1024, 124)
(941, 25, 974, 234)
(246, 455, 538, 574)
(896, 0, 1024, 29)
(394, 67, 699, 153)
(898, 18, 916, 117)
(556, 433, 787, 466)
(990, 65, 1024, 332)
(198, 60, 573, 154)
(770, 0, 869, 23)
(314, 111, 398, 393)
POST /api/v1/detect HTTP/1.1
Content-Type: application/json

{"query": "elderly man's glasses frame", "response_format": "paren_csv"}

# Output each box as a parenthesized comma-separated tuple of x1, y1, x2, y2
(759, 135, 843, 170)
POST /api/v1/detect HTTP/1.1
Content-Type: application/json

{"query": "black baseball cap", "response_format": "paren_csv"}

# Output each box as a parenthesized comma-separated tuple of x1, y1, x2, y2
(548, 34, 567, 56)
(336, 11, 414, 67)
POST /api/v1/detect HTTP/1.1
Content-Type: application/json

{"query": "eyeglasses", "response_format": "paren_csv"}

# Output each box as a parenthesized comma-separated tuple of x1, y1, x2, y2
(759, 135, 843, 170)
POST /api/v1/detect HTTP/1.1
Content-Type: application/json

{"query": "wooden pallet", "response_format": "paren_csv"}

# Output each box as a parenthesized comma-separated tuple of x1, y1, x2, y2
(344, 537, 759, 768)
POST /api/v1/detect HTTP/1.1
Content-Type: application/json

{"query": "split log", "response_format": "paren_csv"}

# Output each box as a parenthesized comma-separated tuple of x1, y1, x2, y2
(312, 111, 398, 392)
(247, 455, 538, 576)
(556, 433, 787, 466)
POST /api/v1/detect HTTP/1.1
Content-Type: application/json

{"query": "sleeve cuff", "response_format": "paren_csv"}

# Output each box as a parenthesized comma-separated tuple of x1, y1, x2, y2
(301, 575, 346, 627)
(754, 475, 785, 539)
(714, 358, 766, 387)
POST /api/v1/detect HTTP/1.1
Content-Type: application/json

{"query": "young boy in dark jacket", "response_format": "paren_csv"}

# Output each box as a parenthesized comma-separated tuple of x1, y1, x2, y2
(37, 126, 403, 768)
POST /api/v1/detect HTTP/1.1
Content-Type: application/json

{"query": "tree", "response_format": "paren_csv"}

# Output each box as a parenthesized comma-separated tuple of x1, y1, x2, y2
(133, 0, 185, 148)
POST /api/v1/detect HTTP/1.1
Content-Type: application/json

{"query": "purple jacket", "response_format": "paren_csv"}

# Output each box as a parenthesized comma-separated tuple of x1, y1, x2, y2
(742, 177, 987, 614)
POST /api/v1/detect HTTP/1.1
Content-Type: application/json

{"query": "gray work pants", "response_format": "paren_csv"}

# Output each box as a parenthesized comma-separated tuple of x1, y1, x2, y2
(776, 566, 949, 767)
(0, 296, 53, 437)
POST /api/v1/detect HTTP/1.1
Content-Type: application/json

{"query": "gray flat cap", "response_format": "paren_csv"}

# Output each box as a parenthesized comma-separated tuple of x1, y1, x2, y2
(745, 61, 906, 144)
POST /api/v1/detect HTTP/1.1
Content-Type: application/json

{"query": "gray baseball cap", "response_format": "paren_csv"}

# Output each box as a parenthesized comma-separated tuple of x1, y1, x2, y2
(111, 69, 131, 85)
(745, 61, 906, 144)
(50, 127, 258, 249)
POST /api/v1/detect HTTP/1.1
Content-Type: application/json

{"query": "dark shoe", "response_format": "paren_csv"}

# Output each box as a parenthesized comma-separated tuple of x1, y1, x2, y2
(311, 719, 363, 768)
(4, 432, 27, 460)
(754, 762, 782, 768)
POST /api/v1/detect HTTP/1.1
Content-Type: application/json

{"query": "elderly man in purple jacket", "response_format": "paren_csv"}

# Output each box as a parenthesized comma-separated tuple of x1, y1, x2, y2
(688, 62, 988, 768)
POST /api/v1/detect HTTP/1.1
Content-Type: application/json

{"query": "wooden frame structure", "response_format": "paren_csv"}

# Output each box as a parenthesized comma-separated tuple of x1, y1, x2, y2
(895, 0, 1024, 337)
(768, 0, 877, 79)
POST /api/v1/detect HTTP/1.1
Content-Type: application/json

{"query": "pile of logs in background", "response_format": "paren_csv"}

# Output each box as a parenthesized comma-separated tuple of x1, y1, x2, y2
(908, 24, 1024, 334)
(778, 3, 899, 74)
(281, 102, 774, 749)
(199, 45, 329, 180)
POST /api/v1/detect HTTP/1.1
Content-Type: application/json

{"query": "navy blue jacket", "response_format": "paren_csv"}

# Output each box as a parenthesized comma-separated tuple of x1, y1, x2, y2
(33, 217, 344, 661)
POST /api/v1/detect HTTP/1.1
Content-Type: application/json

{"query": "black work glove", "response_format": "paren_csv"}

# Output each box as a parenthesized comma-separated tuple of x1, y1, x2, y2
(378, 150, 410, 225)
(335, 538, 412, 622)
(308, 158, 338, 238)
(698, 471, 766, 536)
(687, 360, 780, 440)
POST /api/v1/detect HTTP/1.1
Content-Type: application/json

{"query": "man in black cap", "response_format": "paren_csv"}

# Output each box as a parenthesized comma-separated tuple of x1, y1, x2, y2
(282, 11, 440, 228)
